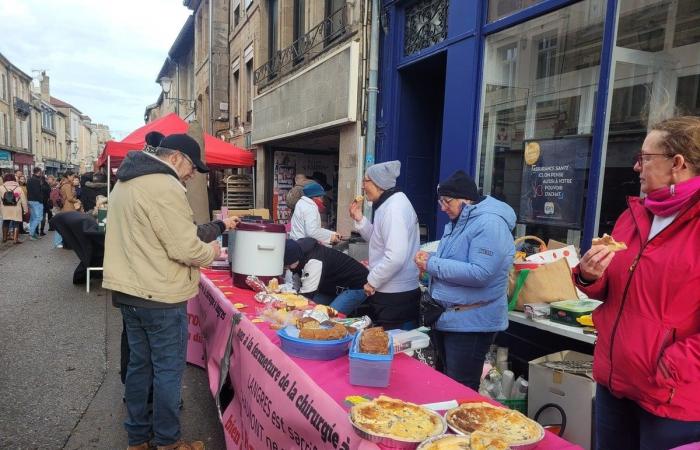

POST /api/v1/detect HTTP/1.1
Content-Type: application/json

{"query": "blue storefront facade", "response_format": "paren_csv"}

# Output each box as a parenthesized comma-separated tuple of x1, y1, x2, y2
(377, 0, 700, 248)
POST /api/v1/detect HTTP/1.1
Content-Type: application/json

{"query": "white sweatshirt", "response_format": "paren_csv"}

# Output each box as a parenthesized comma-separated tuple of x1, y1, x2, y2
(354, 192, 420, 293)
(289, 196, 334, 244)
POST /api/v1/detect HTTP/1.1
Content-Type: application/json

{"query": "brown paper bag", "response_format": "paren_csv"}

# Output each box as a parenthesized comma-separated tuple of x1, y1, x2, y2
(508, 258, 578, 311)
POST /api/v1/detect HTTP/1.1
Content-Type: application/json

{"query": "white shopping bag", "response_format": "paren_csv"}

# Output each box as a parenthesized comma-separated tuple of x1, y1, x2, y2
(525, 245, 579, 268)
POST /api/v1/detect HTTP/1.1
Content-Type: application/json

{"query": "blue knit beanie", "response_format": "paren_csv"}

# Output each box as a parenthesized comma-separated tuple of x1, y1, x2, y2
(303, 181, 325, 198)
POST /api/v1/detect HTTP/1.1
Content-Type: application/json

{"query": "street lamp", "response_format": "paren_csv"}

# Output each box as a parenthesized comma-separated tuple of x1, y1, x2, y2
(159, 76, 193, 116)
(159, 77, 173, 96)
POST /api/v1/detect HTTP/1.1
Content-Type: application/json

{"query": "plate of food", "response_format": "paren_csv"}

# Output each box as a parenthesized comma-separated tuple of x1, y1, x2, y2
(445, 402, 544, 450)
(417, 433, 510, 450)
(350, 395, 446, 449)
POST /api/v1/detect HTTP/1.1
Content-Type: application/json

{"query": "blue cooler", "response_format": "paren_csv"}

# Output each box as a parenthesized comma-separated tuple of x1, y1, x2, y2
(349, 331, 394, 388)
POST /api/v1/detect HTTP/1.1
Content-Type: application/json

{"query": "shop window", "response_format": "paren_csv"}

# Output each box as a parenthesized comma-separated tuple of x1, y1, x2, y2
(403, 0, 449, 56)
(488, 0, 544, 23)
(477, 0, 605, 246)
(595, 0, 700, 235)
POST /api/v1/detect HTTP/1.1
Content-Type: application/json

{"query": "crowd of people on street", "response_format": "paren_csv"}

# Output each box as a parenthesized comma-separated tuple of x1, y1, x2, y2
(0, 167, 109, 247)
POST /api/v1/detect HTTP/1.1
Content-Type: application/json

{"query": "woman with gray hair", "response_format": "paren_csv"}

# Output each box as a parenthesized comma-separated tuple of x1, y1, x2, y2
(349, 160, 421, 329)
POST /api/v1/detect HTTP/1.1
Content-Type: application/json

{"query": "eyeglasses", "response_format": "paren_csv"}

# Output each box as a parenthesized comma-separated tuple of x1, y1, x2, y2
(438, 196, 455, 206)
(180, 153, 195, 172)
(634, 152, 672, 165)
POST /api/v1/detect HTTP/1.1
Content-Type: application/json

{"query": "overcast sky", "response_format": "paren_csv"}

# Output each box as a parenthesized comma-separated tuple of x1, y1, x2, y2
(0, 0, 191, 140)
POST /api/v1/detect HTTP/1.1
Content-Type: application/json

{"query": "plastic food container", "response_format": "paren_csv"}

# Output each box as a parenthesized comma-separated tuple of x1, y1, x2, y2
(277, 327, 353, 360)
(349, 331, 394, 387)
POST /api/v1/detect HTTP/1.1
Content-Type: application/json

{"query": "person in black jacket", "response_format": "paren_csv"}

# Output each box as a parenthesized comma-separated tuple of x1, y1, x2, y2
(26, 167, 46, 240)
(284, 238, 368, 315)
(80, 172, 108, 214)
(40, 174, 55, 234)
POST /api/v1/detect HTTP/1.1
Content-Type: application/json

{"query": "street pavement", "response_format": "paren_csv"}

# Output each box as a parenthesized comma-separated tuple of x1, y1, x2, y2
(0, 231, 225, 449)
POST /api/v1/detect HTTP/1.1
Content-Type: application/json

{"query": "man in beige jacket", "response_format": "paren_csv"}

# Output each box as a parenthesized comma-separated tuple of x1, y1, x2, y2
(103, 133, 219, 450)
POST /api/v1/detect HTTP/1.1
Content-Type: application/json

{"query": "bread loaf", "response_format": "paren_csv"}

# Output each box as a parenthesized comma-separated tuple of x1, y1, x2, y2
(359, 327, 389, 354)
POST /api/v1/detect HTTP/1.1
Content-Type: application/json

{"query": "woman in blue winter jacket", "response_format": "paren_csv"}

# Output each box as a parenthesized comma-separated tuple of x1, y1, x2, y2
(415, 170, 516, 390)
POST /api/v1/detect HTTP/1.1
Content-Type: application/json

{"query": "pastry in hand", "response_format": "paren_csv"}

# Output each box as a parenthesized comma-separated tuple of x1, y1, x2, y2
(592, 233, 627, 252)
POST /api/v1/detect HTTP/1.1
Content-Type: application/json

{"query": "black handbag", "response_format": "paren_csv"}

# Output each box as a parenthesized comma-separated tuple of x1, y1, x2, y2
(419, 288, 445, 327)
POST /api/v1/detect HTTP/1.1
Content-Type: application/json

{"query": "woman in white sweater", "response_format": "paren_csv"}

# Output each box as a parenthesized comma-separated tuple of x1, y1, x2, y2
(290, 181, 339, 245)
(349, 160, 421, 329)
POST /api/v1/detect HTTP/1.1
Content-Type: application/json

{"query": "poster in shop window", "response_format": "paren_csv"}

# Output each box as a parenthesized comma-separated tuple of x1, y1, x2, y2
(518, 137, 590, 229)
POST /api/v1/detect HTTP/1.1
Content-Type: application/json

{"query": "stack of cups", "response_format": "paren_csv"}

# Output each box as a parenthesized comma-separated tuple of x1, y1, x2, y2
(496, 347, 509, 372)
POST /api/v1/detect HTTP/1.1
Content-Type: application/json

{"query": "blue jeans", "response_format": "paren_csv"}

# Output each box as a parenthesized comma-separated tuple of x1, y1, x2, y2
(595, 383, 700, 450)
(313, 289, 367, 315)
(53, 230, 63, 247)
(120, 304, 188, 446)
(432, 330, 495, 391)
(28, 201, 43, 236)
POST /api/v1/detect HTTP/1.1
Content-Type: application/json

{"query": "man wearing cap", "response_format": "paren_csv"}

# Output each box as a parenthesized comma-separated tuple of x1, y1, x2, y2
(349, 160, 421, 328)
(289, 180, 340, 245)
(103, 133, 218, 450)
(283, 238, 369, 315)
(414, 170, 515, 390)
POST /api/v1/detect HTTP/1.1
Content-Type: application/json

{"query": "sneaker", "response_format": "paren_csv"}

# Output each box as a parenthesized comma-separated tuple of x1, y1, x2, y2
(56, 244, 63, 249)
(40, 232, 46, 236)
(30, 235, 39, 241)
(127, 443, 150, 450)
(157, 441, 204, 450)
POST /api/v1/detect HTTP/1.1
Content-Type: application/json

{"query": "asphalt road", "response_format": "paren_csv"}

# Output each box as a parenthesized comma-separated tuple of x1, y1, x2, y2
(0, 231, 225, 449)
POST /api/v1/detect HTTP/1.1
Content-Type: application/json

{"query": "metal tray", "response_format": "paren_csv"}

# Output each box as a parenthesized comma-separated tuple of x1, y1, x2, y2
(416, 434, 472, 450)
(350, 410, 447, 449)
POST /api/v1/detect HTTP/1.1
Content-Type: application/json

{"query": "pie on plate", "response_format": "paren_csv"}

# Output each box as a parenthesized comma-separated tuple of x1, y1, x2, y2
(418, 433, 509, 450)
(591, 233, 627, 252)
(350, 395, 445, 442)
(445, 402, 543, 447)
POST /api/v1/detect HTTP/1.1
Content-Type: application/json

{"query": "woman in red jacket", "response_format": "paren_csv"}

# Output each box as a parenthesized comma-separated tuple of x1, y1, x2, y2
(576, 116, 700, 449)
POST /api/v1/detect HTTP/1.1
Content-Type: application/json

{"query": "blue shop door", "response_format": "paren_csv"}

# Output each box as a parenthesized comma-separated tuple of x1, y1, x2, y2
(396, 53, 446, 242)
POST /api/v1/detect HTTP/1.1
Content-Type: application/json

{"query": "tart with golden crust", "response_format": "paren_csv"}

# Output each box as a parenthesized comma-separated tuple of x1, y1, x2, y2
(592, 233, 627, 252)
(351, 395, 444, 442)
(418, 433, 509, 450)
(446, 402, 542, 446)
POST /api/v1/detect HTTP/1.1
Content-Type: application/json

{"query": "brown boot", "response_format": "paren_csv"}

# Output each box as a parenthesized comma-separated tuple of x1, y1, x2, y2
(157, 441, 205, 450)
(127, 443, 150, 450)
(13, 227, 22, 244)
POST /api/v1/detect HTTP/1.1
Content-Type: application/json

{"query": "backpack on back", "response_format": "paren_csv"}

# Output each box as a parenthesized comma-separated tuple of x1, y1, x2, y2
(2, 186, 18, 206)
(50, 186, 63, 208)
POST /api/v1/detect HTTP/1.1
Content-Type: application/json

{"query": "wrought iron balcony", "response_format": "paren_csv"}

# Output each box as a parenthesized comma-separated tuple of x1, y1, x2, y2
(14, 97, 32, 116)
(254, 5, 349, 87)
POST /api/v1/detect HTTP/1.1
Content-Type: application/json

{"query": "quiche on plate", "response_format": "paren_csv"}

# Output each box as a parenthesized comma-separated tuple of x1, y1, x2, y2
(350, 395, 445, 443)
(417, 433, 509, 450)
(445, 402, 543, 447)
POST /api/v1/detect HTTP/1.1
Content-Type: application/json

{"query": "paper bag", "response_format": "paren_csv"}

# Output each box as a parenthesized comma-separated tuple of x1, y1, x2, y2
(508, 258, 578, 311)
(525, 245, 579, 269)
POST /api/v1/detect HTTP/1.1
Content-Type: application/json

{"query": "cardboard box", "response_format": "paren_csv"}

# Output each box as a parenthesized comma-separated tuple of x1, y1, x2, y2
(214, 208, 270, 220)
(528, 351, 596, 450)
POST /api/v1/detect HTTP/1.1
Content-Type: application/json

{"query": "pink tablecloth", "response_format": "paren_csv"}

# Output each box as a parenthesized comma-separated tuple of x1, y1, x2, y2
(188, 270, 581, 450)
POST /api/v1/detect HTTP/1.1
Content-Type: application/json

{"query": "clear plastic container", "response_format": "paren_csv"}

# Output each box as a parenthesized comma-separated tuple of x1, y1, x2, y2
(277, 327, 353, 360)
(349, 331, 394, 387)
(387, 329, 430, 353)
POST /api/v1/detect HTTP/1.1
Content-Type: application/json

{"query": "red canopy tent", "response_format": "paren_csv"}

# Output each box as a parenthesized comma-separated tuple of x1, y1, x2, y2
(96, 113, 255, 169)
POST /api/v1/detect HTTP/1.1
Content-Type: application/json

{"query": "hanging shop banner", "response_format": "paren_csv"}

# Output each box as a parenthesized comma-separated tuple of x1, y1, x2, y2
(518, 137, 590, 229)
(0, 150, 12, 169)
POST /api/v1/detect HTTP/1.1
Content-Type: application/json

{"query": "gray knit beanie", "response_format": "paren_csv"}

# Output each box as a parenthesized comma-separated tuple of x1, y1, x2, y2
(365, 160, 401, 190)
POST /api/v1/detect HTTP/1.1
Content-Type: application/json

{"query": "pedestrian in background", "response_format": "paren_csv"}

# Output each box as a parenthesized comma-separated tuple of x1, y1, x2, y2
(414, 170, 516, 390)
(349, 160, 421, 329)
(103, 133, 218, 450)
(1, 173, 28, 244)
(289, 180, 340, 245)
(17, 173, 29, 234)
(81, 172, 108, 214)
(285, 173, 313, 211)
(27, 167, 46, 240)
(40, 173, 53, 236)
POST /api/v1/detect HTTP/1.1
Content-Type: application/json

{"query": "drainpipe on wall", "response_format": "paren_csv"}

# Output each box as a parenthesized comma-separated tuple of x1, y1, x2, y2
(208, 0, 214, 135)
(362, 0, 380, 216)
(365, 0, 380, 171)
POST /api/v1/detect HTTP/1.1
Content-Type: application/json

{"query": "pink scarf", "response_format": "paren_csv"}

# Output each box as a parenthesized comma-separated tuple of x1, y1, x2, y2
(644, 176, 700, 217)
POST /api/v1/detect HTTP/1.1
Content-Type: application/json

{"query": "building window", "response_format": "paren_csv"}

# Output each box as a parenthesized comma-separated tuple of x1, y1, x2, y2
(596, 0, 700, 236)
(488, 0, 545, 22)
(0, 113, 5, 145)
(234, 4, 241, 27)
(246, 59, 254, 123)
(403, 0, 449, 57)
(477, 0, 605, 246)
(268, 0, 279, 61)
(1, 74, 6, 101)
(233, 68, 240, 122)
(245, 0, 253, 9)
